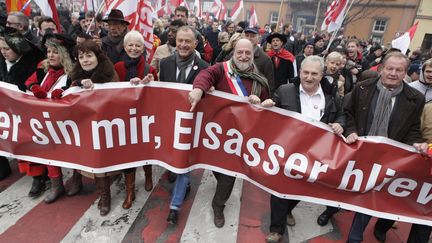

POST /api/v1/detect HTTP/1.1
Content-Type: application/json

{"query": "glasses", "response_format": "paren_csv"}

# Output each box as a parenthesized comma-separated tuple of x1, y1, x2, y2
(6, 21, 20, 26)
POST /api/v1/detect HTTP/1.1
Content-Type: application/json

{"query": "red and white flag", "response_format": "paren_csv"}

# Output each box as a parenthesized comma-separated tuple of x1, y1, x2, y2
(83, 0, 95, 11)
(104, 0, 139, 27)
(249, 4, 258, 27)
(321, 0, 349, 33)
(230, 0, 243, 21)
(178, 0, 189, 10)
(392, 22, 419, 54)
(194, 0, 201, 18)
(134, 0, 154, 62)
(211, 0, 225, 20)
(33, 0, 61, 32)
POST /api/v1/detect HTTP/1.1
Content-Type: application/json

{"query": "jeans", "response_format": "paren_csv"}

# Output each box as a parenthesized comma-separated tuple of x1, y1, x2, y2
(170, 172, 190, 211)
(348, 213, 394, 243)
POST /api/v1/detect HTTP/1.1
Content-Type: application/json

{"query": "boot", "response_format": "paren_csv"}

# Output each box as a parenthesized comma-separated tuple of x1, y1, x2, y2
(96, 177, 111, 216)
(122, 172, 135, 209)
(0, 157, 11, 181)
(28, 176, 46, 198)
(65, 170, 83, 196)
(44, 176, 65, 204)
(143, 165, 153, 191)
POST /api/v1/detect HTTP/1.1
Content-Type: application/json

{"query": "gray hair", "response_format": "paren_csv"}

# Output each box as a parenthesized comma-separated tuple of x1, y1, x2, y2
(8, 12, 29, 31)
(123, 30, 145, 46)
(177, 26, 198, 40)
(301, 55, 325, 72)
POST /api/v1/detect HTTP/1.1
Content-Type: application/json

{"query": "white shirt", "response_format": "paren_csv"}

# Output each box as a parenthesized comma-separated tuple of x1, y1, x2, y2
(299, 84, 325, 121)
(176, 59, 195, 81)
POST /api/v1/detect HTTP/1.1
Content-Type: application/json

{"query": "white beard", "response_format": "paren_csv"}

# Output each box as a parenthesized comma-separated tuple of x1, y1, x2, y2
(233, 58, 252, 71)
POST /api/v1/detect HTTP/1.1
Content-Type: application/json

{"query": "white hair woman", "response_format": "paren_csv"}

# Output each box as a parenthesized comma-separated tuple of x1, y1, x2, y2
(114, 30, 158, 209)
(325, 51, 345, 96)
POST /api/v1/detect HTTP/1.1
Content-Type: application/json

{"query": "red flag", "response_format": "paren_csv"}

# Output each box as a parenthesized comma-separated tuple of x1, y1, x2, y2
(391, 22, 419, 54)
(249, 4, 258, 27)
(321, 0, 349, 33)
(230, 0, 243, 21)
(133, 0, 154, 62)
(6, 0, 31, 16)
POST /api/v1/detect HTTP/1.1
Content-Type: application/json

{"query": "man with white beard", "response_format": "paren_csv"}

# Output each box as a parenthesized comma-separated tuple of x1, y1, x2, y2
(189, 39, 270, 228)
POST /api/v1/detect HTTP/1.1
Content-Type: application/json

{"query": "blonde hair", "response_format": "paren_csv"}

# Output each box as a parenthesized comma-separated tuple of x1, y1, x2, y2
(44, 40, 74, 75)
(326, 51, 343, 62)
(222, 32, 243, 52)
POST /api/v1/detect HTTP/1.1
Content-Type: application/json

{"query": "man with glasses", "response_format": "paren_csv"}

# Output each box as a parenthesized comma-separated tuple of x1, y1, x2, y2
(6, 12, 39, 45)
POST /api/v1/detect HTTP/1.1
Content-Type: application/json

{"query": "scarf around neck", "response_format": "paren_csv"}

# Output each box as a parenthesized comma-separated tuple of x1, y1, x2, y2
(124, 56, 141, 81)
(368, 80, 403, 137)
(175, 51, 195, 83)
(229, 59, 269, 97)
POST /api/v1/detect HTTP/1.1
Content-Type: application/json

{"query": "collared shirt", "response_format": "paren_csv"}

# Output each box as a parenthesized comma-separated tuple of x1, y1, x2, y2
(299, 84, 325, 120)
(176, 59, 195, 81)
(5, 57, 21, 72)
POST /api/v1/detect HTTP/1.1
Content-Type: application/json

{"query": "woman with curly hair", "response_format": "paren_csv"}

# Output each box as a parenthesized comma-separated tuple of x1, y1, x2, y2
(19, 33, 75, 203)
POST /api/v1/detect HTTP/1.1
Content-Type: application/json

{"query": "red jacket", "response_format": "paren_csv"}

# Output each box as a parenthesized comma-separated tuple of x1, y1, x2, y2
(114, 56, 159, 81)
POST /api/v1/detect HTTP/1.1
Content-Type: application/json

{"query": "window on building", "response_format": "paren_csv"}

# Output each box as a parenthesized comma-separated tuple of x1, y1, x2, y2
(372, 19, 387, 33)
(270, 12, 279, 24)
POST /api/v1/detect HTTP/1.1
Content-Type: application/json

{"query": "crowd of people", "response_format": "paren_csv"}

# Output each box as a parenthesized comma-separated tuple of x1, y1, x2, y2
(0, 4, 432, 243)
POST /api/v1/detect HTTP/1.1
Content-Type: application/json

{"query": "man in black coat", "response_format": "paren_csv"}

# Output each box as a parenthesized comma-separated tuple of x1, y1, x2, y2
(262, 55, 345, 243)
(159, 26, 209, 225)
(344, 52, 428, 243)
(101, 9, 130, 64)
(267, 32, 295, 93)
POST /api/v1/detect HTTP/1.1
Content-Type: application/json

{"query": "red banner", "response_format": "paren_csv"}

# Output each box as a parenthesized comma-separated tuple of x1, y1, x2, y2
(0, 81, 431, 226)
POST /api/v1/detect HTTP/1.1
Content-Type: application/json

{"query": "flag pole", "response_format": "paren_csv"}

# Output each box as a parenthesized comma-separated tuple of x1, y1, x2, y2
(275, 0, 284, 32)
(20, 0, 33, 13)
(242, 1, 245, 22)
(325, 0, 354, 51)
(86, 0, 106, 34)
(313, 0, 321, 32)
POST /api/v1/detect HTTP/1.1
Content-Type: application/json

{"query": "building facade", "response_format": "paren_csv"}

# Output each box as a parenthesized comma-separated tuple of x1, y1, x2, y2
(410, 0, 432, 51)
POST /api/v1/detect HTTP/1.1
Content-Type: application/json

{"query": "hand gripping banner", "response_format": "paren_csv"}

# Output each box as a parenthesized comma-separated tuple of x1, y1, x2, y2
(0, 81, 431, 226)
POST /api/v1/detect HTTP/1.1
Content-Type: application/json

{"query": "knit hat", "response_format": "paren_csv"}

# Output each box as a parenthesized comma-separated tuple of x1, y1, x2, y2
(303, 40, 315, 50)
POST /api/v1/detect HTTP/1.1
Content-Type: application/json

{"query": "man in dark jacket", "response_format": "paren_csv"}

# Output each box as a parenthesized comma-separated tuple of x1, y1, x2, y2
(159, 26, 209, 225)
(345, 52, 428, 243)
(261, 55, 345, 243)
(267, 32, 295, 92)
(6, 12, 39, 45)
(244, 27, 275, 94)
(101, 9, 130, 64)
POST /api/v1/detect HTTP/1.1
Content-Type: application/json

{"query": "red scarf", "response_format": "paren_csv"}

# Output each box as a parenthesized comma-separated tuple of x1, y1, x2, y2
(40, 67, 65, 92)
(267, 49, 295, 69)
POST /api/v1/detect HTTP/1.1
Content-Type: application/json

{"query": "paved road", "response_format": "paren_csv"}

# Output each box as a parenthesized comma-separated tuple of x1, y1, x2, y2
(0, 161, 426, 243)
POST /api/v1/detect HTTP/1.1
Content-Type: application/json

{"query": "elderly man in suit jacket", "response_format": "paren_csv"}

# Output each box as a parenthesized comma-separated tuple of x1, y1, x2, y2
(159, 25, 209, 225)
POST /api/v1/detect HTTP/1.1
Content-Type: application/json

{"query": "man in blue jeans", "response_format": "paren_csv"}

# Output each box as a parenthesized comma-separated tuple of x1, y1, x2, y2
(158, 26, 209, 224)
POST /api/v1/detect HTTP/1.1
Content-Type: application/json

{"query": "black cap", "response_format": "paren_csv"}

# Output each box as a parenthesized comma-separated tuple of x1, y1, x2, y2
(244, 27, 258, 34)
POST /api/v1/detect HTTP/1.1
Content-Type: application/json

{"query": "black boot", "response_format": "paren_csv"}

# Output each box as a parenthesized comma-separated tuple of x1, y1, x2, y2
(28, 176, 46, 198)
(44, 177, 65, 203)
(0, 157, 11, 181)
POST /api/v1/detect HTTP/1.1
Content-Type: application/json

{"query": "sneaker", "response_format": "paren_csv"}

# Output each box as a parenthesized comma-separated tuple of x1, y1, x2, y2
(266, 232, 282, 243)
(167, 209, 178, 224)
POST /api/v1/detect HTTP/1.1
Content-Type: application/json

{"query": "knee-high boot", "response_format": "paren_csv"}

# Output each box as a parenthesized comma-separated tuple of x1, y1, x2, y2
(144, 165, 153, 191)
(122, 171, 135, 209)
(96, 177, 111, 216)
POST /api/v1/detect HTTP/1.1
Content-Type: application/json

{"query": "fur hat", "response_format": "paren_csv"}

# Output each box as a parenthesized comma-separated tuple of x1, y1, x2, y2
(1, 26, 32, 55)
(42, 33, 76, 60)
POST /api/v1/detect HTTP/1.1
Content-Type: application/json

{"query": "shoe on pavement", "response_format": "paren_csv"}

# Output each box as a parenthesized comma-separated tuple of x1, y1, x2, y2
(373, 228, 386, 242)
(167, 209, 178, 224)
(286, 213, 296, 226)
(266, 232, 282, 243)
(317, 210, 332, 226)
(213, 211, 225, 228)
